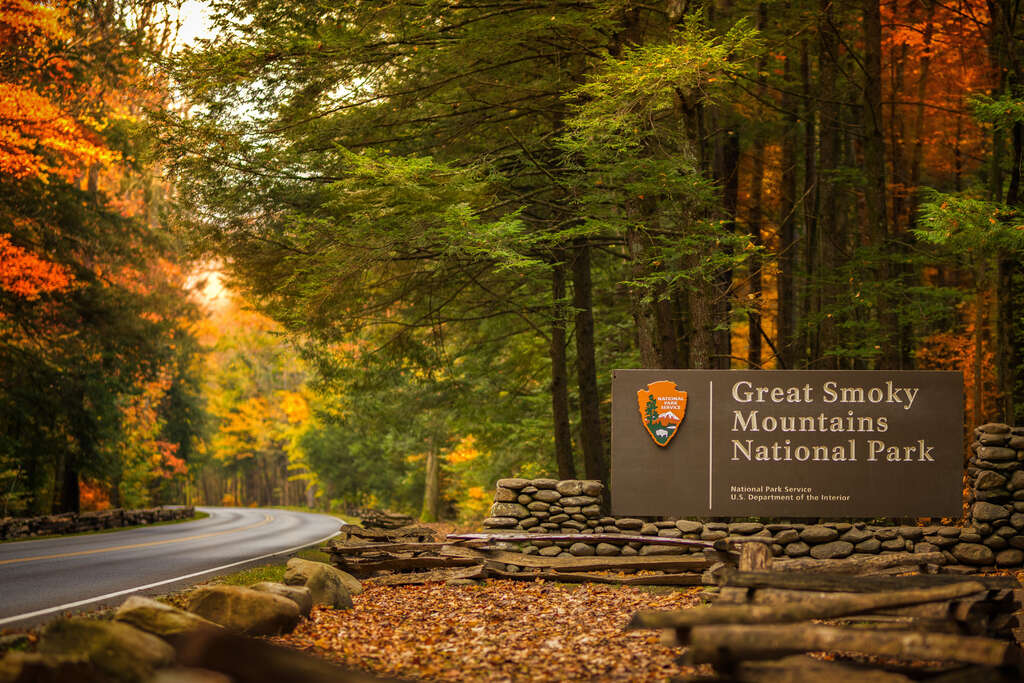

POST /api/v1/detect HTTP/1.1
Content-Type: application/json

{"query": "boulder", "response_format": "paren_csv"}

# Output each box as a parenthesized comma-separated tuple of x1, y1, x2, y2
(0, 652, 101, 683)
(114, 596, 220, 638)
(951, 543, 995, 566)
(284, 558, 359, 607)
(40, 618, 175, 682)
(250, 582, 313, 617)
(187, 585, 301, 635)
(809, 541, 854, 559)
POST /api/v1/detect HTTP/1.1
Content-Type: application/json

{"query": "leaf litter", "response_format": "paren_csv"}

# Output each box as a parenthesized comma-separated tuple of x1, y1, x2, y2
(269, 579, 710, 681)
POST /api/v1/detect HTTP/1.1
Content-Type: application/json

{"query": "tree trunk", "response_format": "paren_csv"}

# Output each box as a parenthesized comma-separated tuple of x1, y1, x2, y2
(60, 451, 80, 514)
(421, 447, 439, 522)
(550, 255, 576, 479)
(572, 239, 607, 483)
(778, 45, 798, 370)
(815, 0, 841, 368)
(748, 132, 765, 368)
(626, 226, 659, 367)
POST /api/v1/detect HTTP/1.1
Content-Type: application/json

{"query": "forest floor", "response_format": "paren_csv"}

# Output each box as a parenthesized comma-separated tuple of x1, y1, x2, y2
(269, 579, 708, 682)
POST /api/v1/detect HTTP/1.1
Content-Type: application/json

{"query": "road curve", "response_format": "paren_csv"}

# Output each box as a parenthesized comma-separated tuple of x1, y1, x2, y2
(0, 507, 341, 629)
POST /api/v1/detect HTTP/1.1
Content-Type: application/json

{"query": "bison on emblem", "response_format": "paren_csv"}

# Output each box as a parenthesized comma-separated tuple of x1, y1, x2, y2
(637, 380, 687, 447)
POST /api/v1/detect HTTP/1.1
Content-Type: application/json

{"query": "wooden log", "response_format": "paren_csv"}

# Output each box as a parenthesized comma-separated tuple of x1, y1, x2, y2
(771, 552, 947, 574)
(740, 587, 993, 622)
(440, 545, 708, 572)
(628, 581, 986, 630)
(716, 568, 1021, 593)
(738, 542, 772, 571)
(329, 541, 483, 555)
(447, 532, 717, 550)
(486, 568, 703, 586)
(732, 655, 918, 683)
(368, 564, 486, 586)
(680, 623, 1022, 669)
(333, 556, 480, 575)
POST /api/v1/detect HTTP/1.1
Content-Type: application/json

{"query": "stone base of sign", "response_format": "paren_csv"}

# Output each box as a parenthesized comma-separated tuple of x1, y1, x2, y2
(0, 507, 195, 541)
(482, 423, 1024, 568)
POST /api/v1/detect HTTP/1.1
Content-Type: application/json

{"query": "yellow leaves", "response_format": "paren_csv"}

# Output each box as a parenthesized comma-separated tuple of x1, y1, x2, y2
(443, 435, 481, 464)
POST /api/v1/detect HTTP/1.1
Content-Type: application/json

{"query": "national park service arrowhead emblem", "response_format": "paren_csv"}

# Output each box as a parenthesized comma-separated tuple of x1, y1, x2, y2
(637, 380, 687, 447)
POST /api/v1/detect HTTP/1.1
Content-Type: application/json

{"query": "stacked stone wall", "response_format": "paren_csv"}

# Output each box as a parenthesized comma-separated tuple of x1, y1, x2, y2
(482, 423, 1024, 568)
(0, 506, 195, 541)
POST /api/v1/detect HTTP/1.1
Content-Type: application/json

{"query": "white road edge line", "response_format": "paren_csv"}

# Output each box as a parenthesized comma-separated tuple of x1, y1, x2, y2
(0, 528, 341, 626)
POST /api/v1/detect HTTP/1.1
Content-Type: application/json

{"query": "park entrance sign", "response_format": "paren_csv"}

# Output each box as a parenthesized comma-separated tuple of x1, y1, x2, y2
(611, 370, 964, 518)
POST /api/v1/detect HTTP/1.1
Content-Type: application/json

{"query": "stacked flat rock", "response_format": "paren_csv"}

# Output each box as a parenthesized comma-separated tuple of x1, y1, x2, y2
(962, 422, 1024, 567)
(477, 451, 1024, 566)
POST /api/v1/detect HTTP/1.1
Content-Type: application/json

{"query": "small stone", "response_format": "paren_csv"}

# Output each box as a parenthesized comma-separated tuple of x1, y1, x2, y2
(497, 478, 529, 489)
(561, 521, 586, 531)
(979, 423, 1012, 434)
(996, 549, 1024, 566)
(998, 524, 1018, 537)
(701, 529, 728, 541)
(952, 543, 995, 565)
(640, 523, 658, 535)
(983, 534, 1008, 550)
(654, 521, 678, 528)
(531, 478, 559, 489)
(521, 486, 538, 494)
(1010, 471, 1024, 491)
(549, 505, 564, 513)
(526, 501, 550, 511)
(800, 526, 839, 543)
(880, 538, 906, 551)
(490, 502, 530, 519)
(938, 526, 962, 537)
(959, 532, 982, 543)
(855, 538, 882, 553)
(978, 471, 1010, 493)
(521, 545, 538, 555)
(532, 511, 550, 519)
(925, 534, 957, 548)
(616, 518, 644, 530)
(538, 546, 561, 556)
(975, 489, 1011, 502)
(581, 480, 604, 497)
(774, 529, 801, 544)
(676, 520, 702, 533)
(600, 517, 616, 525)
(839, 528, 872, 544)
(657, 528, 682, 538)
(914, 542, 939, 554)
(582, 505, 601, 517)
(810, 541, 854, 559)
(1010, 436, 1024, 449)
(977, 447, 1017, 462)
(706, 522, 729, 531)
(569, 542, 595, 556)
(556, 481, 584, 496)
(595, 543, 620, 556)
(1011, 513, 1024, 530)
(728, 522, 764, 534)
(548, 513, 569, 523)
(517, 494, 532, 505)
(972, 501, 1011, 522)
(874, 527, 898, 540)
(1011, 536, 1024, 550)
(483, 517, 518, 528)
(533, 490, 561, 503)
(519, 517, 539, 529)
(784, 541, 810, 557)
(980, 432, 1010, 445)
(620, 545, 638, 556)
(561, 496, 598, 507)
(494, 487, 518, 502)
(897, 526, 923, 540)
(639, 545, 678, 556)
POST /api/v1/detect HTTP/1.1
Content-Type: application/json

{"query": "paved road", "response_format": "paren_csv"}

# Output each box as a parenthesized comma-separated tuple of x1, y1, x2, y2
(0, 507, 341, 629)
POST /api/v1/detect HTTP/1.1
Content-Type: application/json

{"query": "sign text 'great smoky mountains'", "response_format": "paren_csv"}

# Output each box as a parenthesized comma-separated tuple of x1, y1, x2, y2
(611, 370, 964, 518)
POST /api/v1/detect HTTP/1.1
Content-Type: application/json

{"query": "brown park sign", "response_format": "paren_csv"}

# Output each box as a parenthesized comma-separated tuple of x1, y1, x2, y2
(611, 370, 965, 518)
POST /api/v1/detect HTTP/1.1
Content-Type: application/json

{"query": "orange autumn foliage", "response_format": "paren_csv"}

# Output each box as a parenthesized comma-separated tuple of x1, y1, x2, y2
(0, 0, 117, 183)
(0, 232, 75, 299)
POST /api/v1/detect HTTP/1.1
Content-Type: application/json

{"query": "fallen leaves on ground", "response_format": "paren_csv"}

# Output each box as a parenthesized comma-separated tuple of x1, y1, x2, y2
(270, 579, 709, 681)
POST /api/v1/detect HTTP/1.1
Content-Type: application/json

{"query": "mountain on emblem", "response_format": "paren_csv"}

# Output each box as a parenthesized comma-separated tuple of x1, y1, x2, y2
(637, 380, 687, 447)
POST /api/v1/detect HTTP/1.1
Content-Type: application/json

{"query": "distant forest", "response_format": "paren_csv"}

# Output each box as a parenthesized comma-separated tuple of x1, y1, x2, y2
(4, 1, 1024, 519)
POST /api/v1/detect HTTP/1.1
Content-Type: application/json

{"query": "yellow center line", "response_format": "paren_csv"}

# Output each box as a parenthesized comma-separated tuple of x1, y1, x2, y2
(0, 515, 275, 566)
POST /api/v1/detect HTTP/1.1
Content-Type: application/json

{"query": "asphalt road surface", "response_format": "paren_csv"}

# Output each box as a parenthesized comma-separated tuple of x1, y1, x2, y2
(0, 506, 341, 629)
